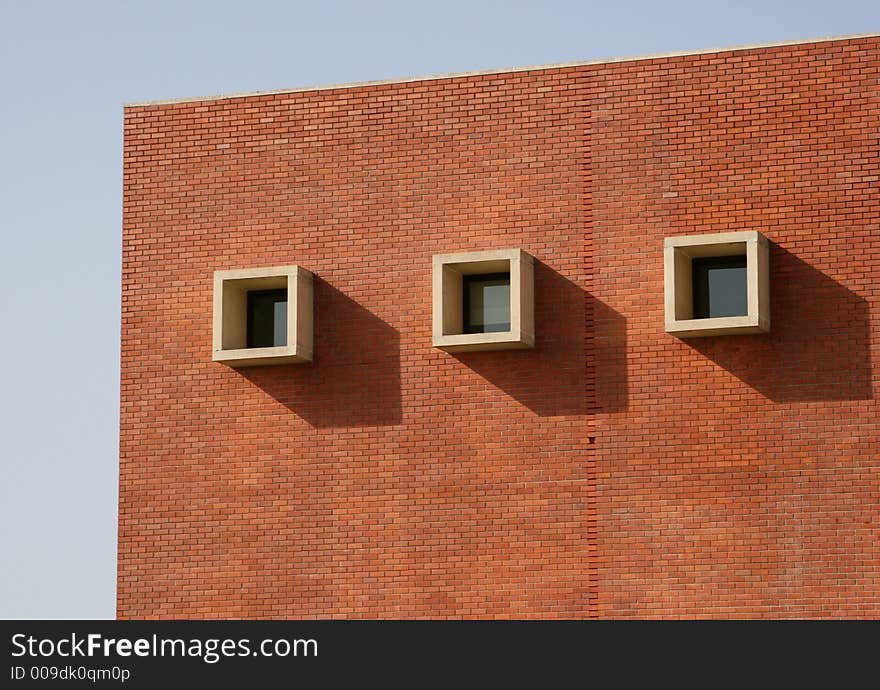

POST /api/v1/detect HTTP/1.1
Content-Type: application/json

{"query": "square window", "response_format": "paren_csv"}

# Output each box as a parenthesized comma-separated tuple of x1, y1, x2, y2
(691, 256, 748, 319)
(463, 273, 511, 333)
(213, 265, 313, 366)
(432, 249, 534, 352)
(247, 289, 288, 348)
(664, 231, 769, 338)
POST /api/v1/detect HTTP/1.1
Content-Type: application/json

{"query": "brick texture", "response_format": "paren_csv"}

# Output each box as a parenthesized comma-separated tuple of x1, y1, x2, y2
(118, 36, 880, 618)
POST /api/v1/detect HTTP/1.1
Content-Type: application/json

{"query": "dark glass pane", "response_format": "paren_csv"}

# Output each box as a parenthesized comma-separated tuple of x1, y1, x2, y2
(692, 256, 747, 319)
(463, 273, 511, 333)
(247, 289, 288, 348)
(273, 300, 287, 347)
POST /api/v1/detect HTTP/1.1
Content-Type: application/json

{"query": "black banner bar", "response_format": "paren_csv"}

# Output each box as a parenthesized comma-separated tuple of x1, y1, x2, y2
(1, 620, 873, 687)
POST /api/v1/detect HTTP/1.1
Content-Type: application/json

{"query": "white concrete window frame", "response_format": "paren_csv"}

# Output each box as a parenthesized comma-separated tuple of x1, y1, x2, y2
(664, 230, 769, 338)
(212, 265, 314, 366)
(432, 248, 535, 353)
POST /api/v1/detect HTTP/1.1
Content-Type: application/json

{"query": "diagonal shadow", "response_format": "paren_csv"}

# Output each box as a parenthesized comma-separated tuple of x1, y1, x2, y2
(453, 261, 627, 416)
(686, 243, 872, 402)
(591, 298, 628, 414)
(239, 278, 402, 427)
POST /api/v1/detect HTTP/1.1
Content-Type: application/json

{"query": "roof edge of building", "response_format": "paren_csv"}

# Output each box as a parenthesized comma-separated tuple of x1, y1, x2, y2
(124, 31, 879, 109)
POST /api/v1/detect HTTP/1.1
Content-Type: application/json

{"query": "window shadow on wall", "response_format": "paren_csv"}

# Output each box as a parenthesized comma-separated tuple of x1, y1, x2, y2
(453, 262, 628, 416)
(239, 279, 402, 427)
(686, 244, 873, 402)
(590, 298, 629, 414)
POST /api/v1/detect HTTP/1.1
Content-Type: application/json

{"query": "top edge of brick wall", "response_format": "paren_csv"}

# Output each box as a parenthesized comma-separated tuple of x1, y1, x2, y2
(124, 31, 880, 109)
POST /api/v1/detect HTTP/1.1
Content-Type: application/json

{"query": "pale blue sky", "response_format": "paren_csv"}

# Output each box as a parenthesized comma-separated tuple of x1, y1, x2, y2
(1, 1, 877, 619)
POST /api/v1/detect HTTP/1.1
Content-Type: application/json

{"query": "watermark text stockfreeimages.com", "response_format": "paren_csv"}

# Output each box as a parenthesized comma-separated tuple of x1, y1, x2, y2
(10, 633, 317, 665)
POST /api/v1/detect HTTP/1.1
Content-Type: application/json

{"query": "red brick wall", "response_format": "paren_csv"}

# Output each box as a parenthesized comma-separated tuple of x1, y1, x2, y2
(119, 36, 879, 619)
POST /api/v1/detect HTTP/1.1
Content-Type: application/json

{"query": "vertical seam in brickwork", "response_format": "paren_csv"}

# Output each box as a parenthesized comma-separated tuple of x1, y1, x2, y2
(583, 72, 600, 619)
